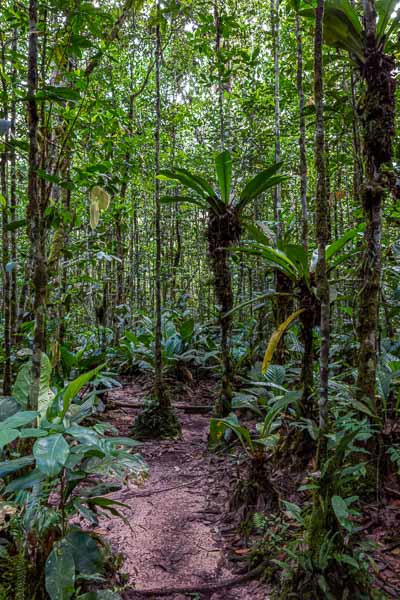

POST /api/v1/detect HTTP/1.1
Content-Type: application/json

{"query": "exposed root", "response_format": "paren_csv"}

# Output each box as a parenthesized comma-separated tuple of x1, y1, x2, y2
(122, 564, 264, 598)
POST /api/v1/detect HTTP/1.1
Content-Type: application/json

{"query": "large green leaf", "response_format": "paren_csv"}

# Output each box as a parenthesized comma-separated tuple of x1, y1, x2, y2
(376, 0, 399, 41)
(63, 529, 103, 576)
(306, 1, 364, 61)
(238, 162, 286, 208)
(215, 150, 232, 205)
(0, 396, 20, 422)
(49, 364, 105, 421)
(209, 413, 254, 453)
(326, 223, 364, 262)
(0, 426, 20, 450)
(158, 168, 216, 200)
(0, 429, 20, 450)
(12, 353, 54, 415)
(2, 410, 39, 429)
(45, 540, 76, 600)
(0, 456, 35, 478)
(33, 434, 70, 477)
(245, 221, 276, 246)
(240, 244, 299, 281)
(175, 167, 217, 199)
(284, 244, 309, 279)
(5, 468, 45, 493)
(331, 495, 351, 530)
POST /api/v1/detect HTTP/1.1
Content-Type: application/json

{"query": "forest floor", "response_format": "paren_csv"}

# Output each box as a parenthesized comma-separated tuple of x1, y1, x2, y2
(82, 376, 400, 600)
(93, 376, 269, 600)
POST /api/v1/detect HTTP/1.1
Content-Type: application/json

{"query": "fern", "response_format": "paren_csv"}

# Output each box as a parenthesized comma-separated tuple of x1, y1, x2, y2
(253, 512, 267, 532)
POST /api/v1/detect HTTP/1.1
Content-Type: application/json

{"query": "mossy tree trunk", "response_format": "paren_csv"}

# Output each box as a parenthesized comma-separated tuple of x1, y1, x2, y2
(208, 209, 241, 417)
(309, 0, 331, 560)
(0, 37, 12, 394)
(356, 0, 396, 410)
(299, 284, 317, 418)
(27, 0, 47, 412)
(296, 12, 308, 252)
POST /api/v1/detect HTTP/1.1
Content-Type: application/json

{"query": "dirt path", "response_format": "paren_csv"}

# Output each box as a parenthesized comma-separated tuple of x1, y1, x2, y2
(94, 379, 269, 600)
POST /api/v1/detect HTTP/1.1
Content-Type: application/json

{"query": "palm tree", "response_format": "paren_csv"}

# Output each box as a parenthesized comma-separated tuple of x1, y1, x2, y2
(160, 151, 286, 415)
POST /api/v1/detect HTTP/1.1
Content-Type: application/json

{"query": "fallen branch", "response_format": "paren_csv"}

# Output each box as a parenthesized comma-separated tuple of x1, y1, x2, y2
(109, 401, 213, 414)
(122, 564, 264, 597)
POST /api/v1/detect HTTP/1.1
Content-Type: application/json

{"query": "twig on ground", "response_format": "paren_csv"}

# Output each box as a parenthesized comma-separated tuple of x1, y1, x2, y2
(122, 564, 264, 597)
(120, 477, 205, 500)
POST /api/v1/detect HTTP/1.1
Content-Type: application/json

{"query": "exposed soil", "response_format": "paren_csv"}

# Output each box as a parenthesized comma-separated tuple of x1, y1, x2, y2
(91, 377, 270, 600)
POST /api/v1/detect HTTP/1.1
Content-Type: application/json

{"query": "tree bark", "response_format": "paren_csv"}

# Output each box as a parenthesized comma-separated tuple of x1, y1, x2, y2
(154, 4, 165, 405)
(0, 33, 12, 394)
(314, 0, 330, 435)
(356, 0, 396, 408)
(27, 0, 46, 412)
(296, 13, 308, 251)
(214, 0, 225, 150)
(271, 0, 282, 239)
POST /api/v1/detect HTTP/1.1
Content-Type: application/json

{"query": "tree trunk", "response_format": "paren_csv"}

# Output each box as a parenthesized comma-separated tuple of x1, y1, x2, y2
(213, 0, 225, 150)
(1, 103, 11, 394)
(296, 13, 308, 251)
(27, 0, 46, 412)
(271, 0, 282, 239)
(10, 24, 18, 348)
(154, 6, 165, 406)
(356, 0, 396, 409)
(208, 209, 241, 416)
(314, 0, 330, 436)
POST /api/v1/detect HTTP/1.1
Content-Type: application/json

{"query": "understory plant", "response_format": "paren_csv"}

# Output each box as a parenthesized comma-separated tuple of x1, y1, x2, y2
(0, 363, 146, 599)
(274, 422, 378, 600)
(116, 311, 218, 378)
(209, 390, 299, 519)
(241, 222, 364, 417)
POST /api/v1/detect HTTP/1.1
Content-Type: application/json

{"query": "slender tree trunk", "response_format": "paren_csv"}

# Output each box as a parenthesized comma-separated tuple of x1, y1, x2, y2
(314, 0, 330, 436)
(10, 24, 18, 347)
(27, 0, 46, 412)
(356, 0, 396, 408)
(296, 13, 308, 251)
(208, 218, 236, 417)
(0, 34, 12, 393)
(271, 0, 281, 238)
(1, 102, 11, 394)
(214, 0, 225, 150)
(271, 0, 291, 363)
(307, 0, 332, 561)
(154, 6, 165, 405)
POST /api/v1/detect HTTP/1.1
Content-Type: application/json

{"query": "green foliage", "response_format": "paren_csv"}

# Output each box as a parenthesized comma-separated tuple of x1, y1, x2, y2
(302, 0, 400, 60)
(12, 352, 54, 416)
(160, 150, 287, 216)
(0, 362, 146, 599)
(209, 392, 299, 456)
